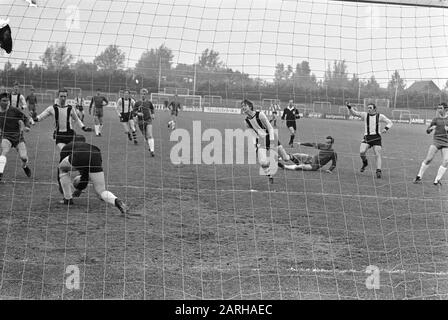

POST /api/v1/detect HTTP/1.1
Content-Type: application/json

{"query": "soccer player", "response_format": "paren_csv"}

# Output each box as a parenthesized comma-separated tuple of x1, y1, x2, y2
(346, 102, 393, 178)
(241, 99, 293, 184)
(278, 136, 337, 172)
(0, 92, 32, 181)
(134, 88, 155, 156)
(414, 103, 448, 185)
(0, 19, 12, 54)
(34, 88, 91, 150)
(75, 94, 84, 122)
(89, 89, 108, 136)
(167, 94, 181, 130)
(269, 102, 281, 128)
(281, 100, 300, 147)
(116, 89, 138, 144)
(25, 87, 38, 119)
(57, 137, 129, 215)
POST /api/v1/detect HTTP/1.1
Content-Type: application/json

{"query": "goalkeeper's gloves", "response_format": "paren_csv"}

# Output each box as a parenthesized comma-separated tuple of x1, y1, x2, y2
(82, 126, 92, 132)
(73, 189, 83, 198)
(346, 102, 352, 110)
(426, 127, 434, 134)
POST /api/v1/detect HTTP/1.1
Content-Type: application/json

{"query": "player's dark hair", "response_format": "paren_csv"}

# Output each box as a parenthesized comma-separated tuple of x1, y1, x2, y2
(440, 102, 448, 108)
(58, 88, 68, 95)
(241, 99, 254, 110)
(326, 136, 334, 144)
(97, 88, 101, 91)
(13, 81, 19, 86)
(0, 92, 9, 100)
(367, 103, 376, 109)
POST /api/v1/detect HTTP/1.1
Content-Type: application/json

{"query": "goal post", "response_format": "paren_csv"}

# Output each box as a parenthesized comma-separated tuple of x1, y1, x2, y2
(150, 92, 201, 108)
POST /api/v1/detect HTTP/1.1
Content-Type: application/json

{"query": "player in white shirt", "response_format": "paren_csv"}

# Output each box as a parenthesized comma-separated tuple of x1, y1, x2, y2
(116, 89, 138, 144)
(34, 88, 92, 150)
(346, 102, 393, 178)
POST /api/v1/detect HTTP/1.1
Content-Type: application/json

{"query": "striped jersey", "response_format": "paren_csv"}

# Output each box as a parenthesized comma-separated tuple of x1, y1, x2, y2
(350, 110, 393, 136)
(117, 97, 135, 114)
(37, 104, 84, 133)
(10, 93, 27, 110)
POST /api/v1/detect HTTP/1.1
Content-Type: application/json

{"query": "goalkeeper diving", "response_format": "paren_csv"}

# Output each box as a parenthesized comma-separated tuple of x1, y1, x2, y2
(278, 136, 337, 172)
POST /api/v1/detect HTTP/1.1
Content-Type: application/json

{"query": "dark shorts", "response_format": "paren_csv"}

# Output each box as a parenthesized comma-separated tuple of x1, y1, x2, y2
(94, 108, 103, 118)
(286, 120, 297, 131)
(28, 104, 36, 112)
(54, 130, 76, 145)
(120, 112, 131, 122)
(138, 120, 152, 132)
(272, 111, 278, 115)
(171, 110, 178, 116)
(1, 133, 24, 148)
(69, 149, 103, 173)
(362, 134, 382, 147)
(433, 140, 448, 150)
(76, 105, 84, 112)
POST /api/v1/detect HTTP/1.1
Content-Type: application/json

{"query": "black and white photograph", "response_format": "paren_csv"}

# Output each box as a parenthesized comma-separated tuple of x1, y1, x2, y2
(0, 0, 448, 304)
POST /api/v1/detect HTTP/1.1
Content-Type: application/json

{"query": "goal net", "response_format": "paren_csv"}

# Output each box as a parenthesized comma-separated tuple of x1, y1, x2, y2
(1, 0, 447, 301)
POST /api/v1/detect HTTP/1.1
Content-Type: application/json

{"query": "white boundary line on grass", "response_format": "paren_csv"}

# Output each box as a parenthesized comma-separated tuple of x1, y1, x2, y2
(3, 179, 448, 202)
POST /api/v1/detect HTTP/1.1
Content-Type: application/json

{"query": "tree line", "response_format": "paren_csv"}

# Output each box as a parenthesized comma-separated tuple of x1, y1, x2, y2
(0, 43, 445, 109)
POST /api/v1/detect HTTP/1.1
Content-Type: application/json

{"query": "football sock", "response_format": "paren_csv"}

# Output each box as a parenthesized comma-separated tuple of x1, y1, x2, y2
(101, 191, 117, 205)
(435, 166, 447, 182)
(94, 125, 99, 135)
(132, 131, 137, 141)
(417, 161, 429, 178)
(148, 138, 154, 151)
(99, 124, 103, 133)
(361, 154, 368, 165)
(59, 171, 73, 200)
(0, 155, 6, 173)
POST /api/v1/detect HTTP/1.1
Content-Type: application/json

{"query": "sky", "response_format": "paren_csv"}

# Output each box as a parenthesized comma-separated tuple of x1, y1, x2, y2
(1, 0, 448, 88)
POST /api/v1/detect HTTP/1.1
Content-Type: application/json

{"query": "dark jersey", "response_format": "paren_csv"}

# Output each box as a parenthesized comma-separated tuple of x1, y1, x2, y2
(60, 142, 103, 173)
(0, 107, 26, 142)
(26, 94, 38, 105)
(281, 106, 300, 121)
(89, 96, 108, 110)
(298, 142, 337, 171)
(134, 100, 154, 121)
(429, 117, 448, 147)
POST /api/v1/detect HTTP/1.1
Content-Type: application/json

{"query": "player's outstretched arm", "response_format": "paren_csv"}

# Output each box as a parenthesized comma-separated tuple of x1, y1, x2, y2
(71, 108, 91, 132)
(346, 102, 363, 118)
(380, 114, 393, 133)
(34, 105, 54, 122)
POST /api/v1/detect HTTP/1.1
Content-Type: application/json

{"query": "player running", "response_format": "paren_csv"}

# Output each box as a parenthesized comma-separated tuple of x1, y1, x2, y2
(25, 87, 38, 119)
(57, 137, 129, 215)
(241, 99, 293, 184)
(346, 102, 393, 178)
(34, 88, 92, 150)
(414, 103, 448, 185)
(278, 136, 337, 172)
(281, 100, 300, 147)
(0, 92, 32, 181)
(89, 89, 108, 136)
(167, 94, 181, 130)
(134, 88, 155, 156)
(116, 89, 138, 144)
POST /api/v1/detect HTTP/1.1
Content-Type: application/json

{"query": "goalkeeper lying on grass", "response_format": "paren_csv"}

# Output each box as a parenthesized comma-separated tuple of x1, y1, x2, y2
(278, 136, 337, 173)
